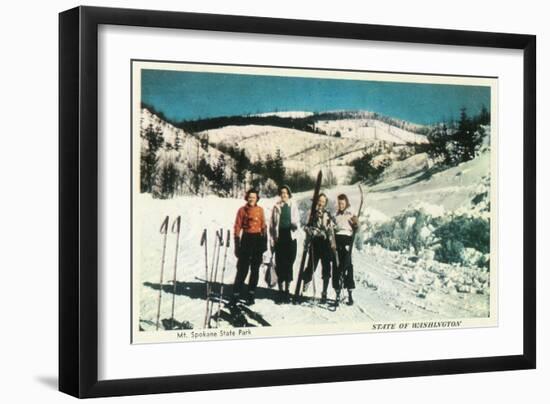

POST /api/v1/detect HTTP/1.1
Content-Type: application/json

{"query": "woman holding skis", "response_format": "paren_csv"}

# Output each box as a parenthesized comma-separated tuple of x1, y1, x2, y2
(302, 193, 336, 303)
(333, 194, 359, 306)
(269, 185, 300, 303)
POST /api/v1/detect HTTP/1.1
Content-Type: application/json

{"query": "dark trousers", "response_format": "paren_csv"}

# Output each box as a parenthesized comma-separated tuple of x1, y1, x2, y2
(334, 234, 355, 290)
(302, 236, 332, 284)
(274, 228, 297, 283)
(233, 233, 263, 295)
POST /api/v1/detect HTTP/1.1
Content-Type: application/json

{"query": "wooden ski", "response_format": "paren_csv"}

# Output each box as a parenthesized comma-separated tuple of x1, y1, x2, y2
(293, 170, 323, 302)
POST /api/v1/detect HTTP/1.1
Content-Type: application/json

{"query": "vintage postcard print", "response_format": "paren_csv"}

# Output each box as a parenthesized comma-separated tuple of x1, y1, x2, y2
(131, 60, 497, 344)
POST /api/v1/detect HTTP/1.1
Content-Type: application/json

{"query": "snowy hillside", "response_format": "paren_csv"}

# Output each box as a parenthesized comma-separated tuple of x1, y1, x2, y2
(140, 108, 237, 195)
(315, 118, 428, 144)
(141, 107, 430, 191)
(367, 149, 491, 217)
(141, 108, 233, 165)
(193, 114, 427, 183)
(200, 124, 371, 175)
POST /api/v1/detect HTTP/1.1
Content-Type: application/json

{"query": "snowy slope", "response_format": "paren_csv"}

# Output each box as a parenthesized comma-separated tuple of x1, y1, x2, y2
(199, 124, 420, 183)
(141, 108, 235, 169)
(367, 150, 491, 217)
(141, 108, 240, 195)
(315, 118, 428, 144)
(199, 124, 375, 181)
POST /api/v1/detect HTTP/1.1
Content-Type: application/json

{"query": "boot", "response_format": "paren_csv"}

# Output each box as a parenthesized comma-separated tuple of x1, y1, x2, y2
(334, 290, 341, 307)
(228, 293, 239, 307)
(347, 289, 354, 306)
(320, 278, 329, 303)
(246, 291, 256, 306)
(284, 282, 291, 303)
(320, 291, 327, 304)
(302, 281, 310, 293)
(276, 289, 284, 305)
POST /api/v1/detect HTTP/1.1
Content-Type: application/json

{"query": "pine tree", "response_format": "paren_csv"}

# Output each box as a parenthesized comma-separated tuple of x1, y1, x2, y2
(454, 107, 483, 163)
(197, 156, 213, 182)
(199, 133, 209, 151)
(235, 148, 250, 183)
(272, 149, 286, 186)
(140, 124, 164, 193)
(174, 131, 182, 151)
(155, 160, 178, 199)
(427, 123, 452, 164)
(252, 156, 264, 178)
(477, 105, 490, 126)
(264, 153, 274, 179)
(426, 107, 487, 166)
(212, 154, 231, 196)
(352, 150, 387, 183)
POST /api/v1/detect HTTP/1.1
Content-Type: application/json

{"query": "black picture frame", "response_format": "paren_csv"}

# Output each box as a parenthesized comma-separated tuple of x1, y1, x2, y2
(59, 5, 536, 398)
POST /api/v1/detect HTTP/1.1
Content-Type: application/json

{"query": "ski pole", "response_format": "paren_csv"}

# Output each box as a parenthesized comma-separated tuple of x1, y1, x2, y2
(200, 228, 208, 281)
(210, 229, 224, 326)
(205, 230, 219, 327)
(156, 216, 170, 331)
(210, 229, 224, 324)
(203, 229, 220, 328)
(343, 184, 365, 304)
(215, 230, 231, 328)
(169, 216, 181, 330)
(311, 245, 317, 301)
(206, 229, 224, 328)
(200, 229, 209, 328)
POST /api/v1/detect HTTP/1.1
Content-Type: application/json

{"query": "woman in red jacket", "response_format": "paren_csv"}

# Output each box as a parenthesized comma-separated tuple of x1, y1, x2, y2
(231, 189, 267, 306)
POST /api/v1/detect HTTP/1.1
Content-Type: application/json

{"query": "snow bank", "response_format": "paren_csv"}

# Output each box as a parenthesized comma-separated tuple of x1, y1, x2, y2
(382, 153, 430, 182)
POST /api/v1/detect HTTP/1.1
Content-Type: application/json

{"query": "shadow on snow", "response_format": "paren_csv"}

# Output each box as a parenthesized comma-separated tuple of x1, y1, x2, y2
(142, 280, 280, 329)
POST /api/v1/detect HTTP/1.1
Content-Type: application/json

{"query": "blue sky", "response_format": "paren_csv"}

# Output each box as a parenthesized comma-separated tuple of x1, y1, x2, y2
(141, 69, 491, 125)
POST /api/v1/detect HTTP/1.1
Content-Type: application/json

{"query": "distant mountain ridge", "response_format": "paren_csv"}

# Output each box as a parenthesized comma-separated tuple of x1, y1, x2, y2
(141, 102, 430, 136)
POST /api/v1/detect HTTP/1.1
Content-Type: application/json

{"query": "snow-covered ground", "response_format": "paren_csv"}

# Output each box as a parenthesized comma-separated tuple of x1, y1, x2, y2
(135, 150, 492, 333)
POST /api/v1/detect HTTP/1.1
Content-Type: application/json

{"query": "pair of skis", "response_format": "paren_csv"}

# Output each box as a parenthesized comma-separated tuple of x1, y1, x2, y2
(201, 228, 231, 328)
(293, 170, 323, 302)
(156, 215, 182, 331)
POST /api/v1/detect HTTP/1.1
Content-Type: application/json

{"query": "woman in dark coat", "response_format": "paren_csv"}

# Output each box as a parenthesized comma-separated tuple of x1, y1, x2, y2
(269, 185, 299, 303)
